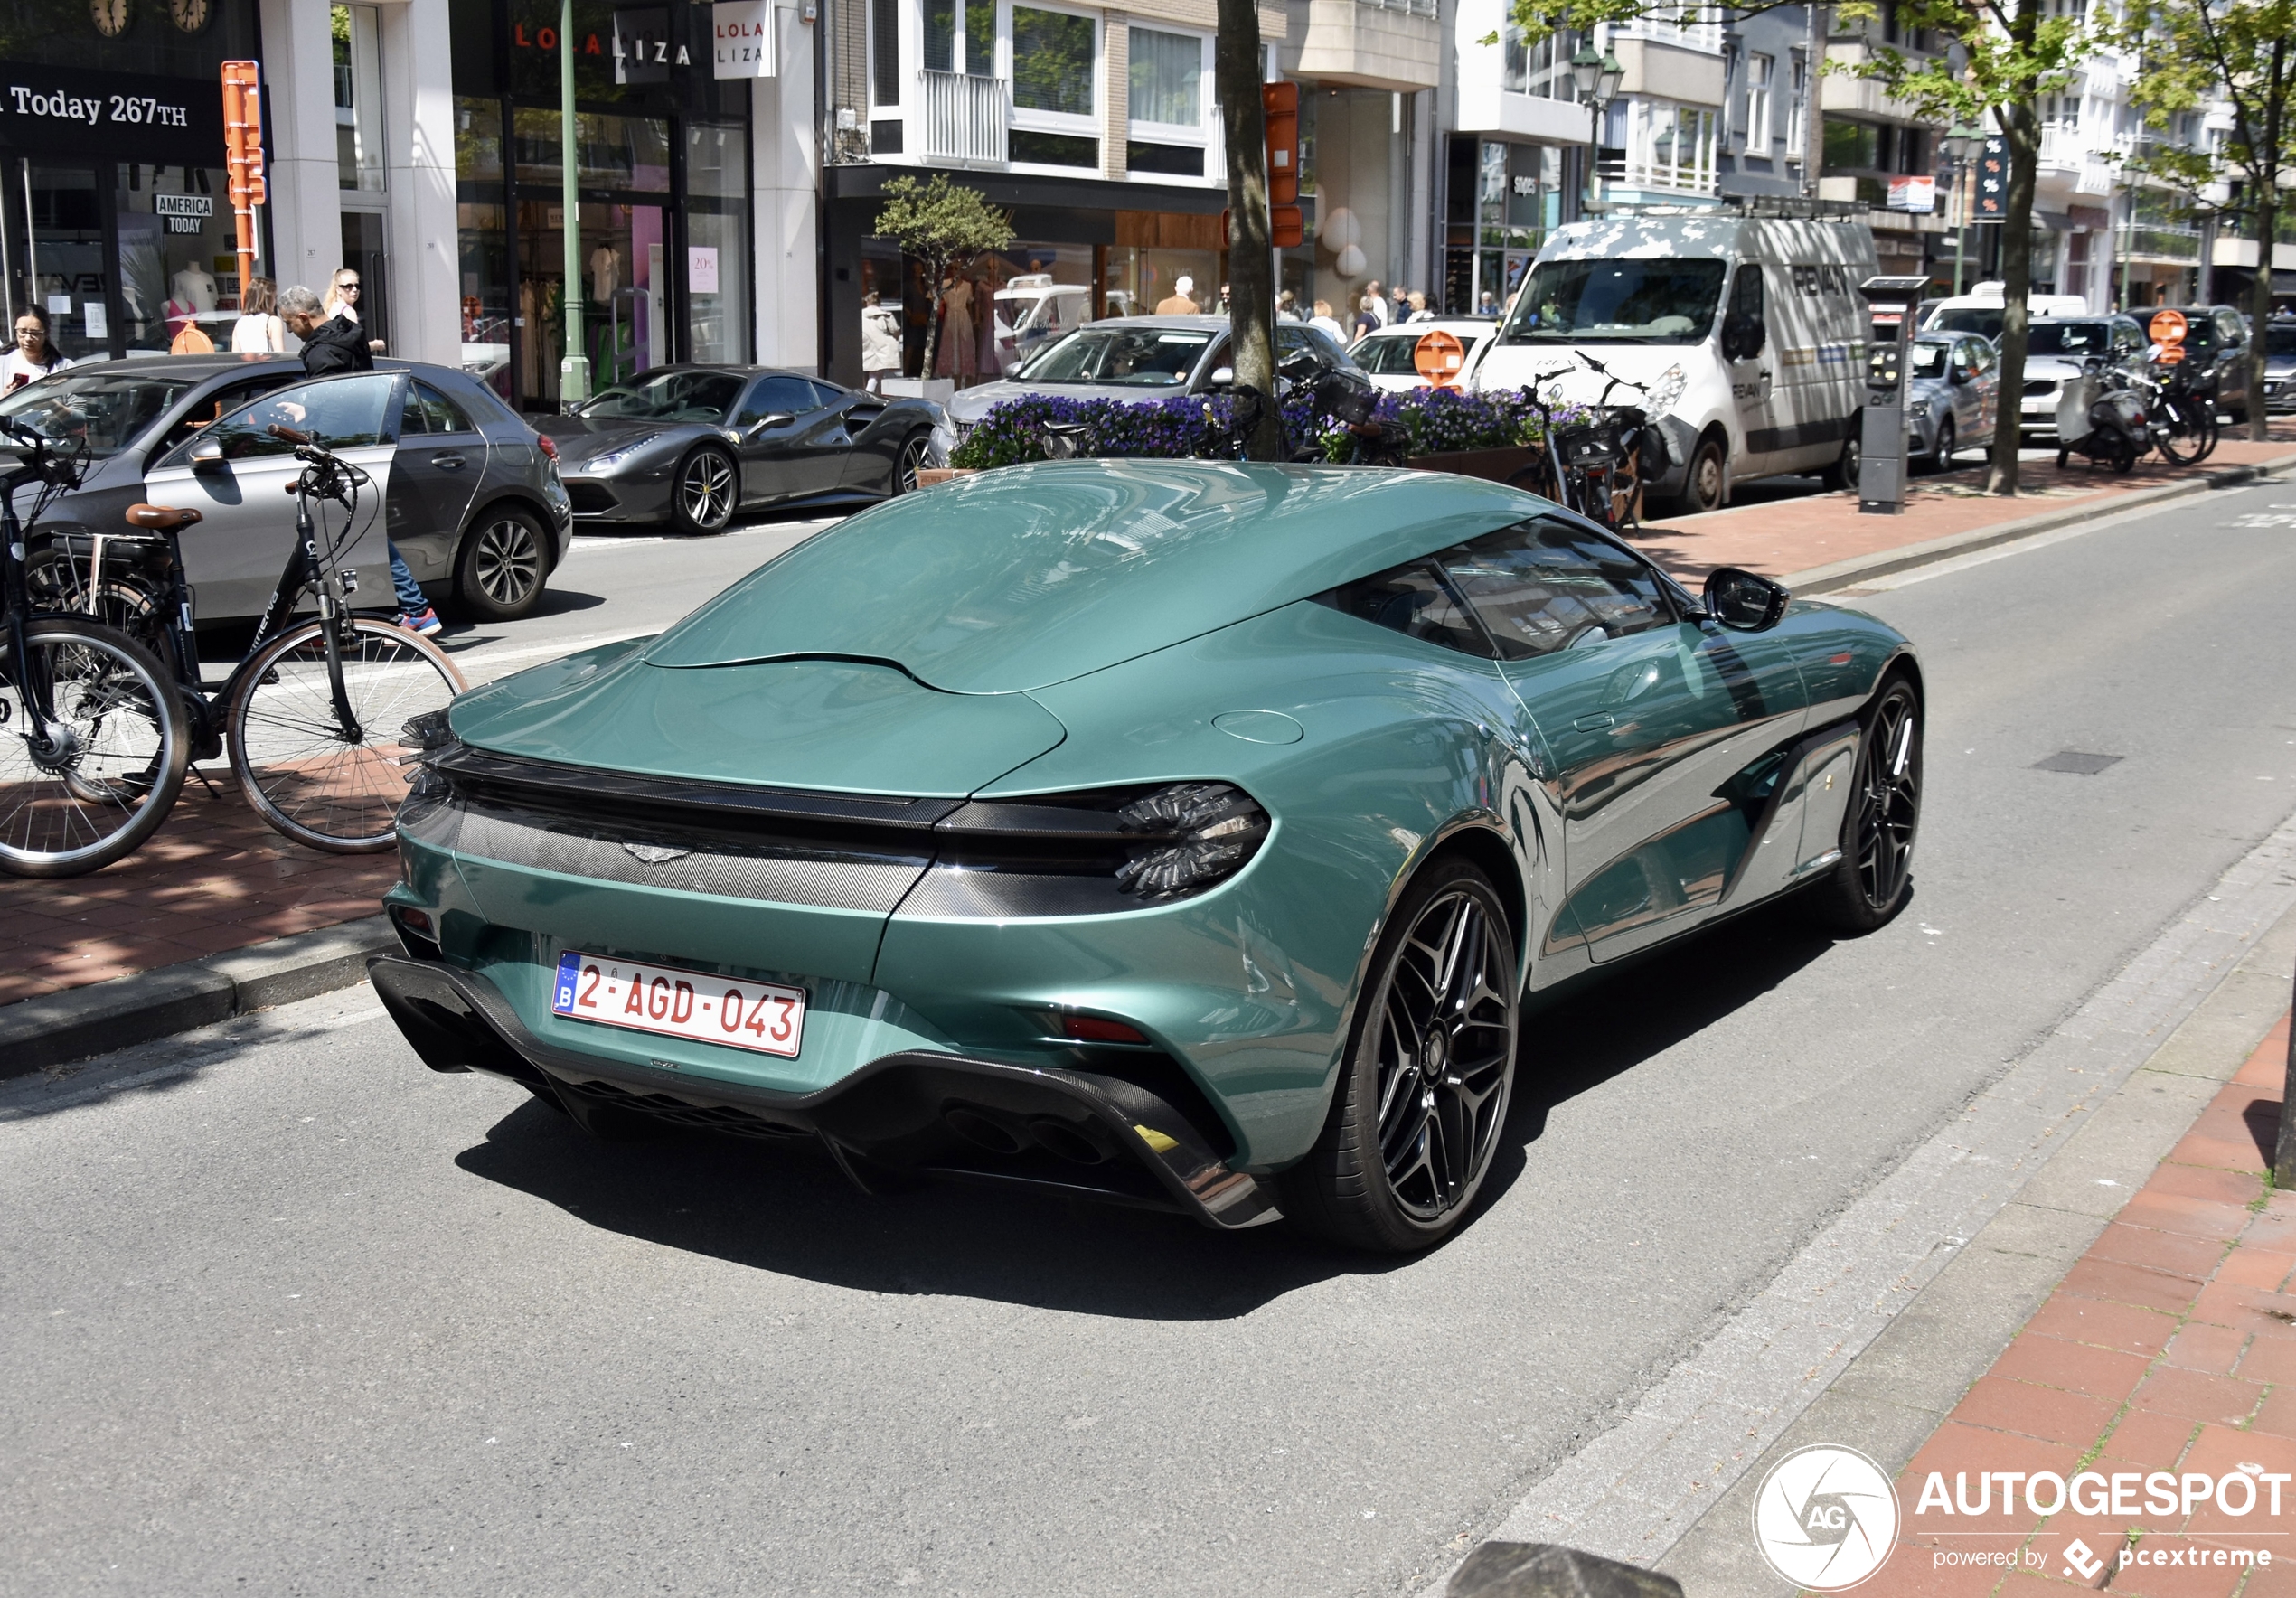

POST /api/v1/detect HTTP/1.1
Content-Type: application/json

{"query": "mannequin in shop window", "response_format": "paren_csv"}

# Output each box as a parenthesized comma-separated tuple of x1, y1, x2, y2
(935, 273, 976, 382)
(3, 306, 71, 390)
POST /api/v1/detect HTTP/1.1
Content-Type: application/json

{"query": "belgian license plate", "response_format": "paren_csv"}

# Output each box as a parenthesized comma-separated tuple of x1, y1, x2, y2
(550, 951, 806, 1058)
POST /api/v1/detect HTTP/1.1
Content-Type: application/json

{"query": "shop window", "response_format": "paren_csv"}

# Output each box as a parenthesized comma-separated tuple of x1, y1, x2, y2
(513, 108, 673, 192)
(1012, 6, 1095, 117)
(1128, 27, 1201, 127)
(112, 164, 237, 356)
(334, 5, 387, 193)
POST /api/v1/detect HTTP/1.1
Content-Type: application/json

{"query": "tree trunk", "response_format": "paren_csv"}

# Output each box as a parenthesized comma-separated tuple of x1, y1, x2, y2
(921, 263, 946, 386)
(1215, 0, 1283, 460)
(1989, 105, 2040, 495)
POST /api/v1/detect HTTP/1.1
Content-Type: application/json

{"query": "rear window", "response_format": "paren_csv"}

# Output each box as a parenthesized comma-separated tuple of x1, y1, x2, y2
(1928, 308, 2003, 340)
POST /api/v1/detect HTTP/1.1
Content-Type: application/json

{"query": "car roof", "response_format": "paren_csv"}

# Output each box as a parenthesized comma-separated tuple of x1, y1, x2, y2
(1082, 315, 1229, 331)
(1356, 320, 1493, 338)
(642, 462, 1539, 694)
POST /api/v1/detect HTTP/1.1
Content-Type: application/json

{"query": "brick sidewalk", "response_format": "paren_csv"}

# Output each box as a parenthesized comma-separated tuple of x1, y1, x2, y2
(1863, 1012, 2296, 1598)
(0, 777, 397, 1009)
(1628, 426, 2296, 585)
(5, 428, 2292, 1014)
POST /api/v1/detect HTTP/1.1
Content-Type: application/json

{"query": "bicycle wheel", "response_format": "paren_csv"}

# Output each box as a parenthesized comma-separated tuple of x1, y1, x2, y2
(0, 617, 187, 878)
(25, 550, 167, 651)
(227, 616, 466, 853)
(2155, 395, 2211, 466)
(2188, 396, 2221, 463)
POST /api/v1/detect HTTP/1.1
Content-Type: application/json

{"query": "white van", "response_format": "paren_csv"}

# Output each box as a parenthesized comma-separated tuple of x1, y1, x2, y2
(1922, 282, 2089, 341)
(1467, 212, 1879, 512)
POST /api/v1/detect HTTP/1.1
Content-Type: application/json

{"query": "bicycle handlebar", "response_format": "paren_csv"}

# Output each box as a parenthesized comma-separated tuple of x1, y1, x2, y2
(268, 423, 314, 446)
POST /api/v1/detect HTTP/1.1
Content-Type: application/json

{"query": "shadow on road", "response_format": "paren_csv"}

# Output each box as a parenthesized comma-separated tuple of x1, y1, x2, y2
(451, 898, 1846, 1316)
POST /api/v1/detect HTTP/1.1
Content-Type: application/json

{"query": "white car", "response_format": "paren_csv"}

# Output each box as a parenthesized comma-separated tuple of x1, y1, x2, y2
(994, 276, 1094, 375)
(1349, 319, 1496, 392)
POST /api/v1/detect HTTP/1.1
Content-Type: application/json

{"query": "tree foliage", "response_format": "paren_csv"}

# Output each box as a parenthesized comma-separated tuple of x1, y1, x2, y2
(2115, 0, 2296, 442)
(874, 174, 1016, 380)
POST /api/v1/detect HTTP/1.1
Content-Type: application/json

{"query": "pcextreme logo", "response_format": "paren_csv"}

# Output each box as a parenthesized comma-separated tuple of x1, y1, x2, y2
(1753, 1445, 1902, 1590)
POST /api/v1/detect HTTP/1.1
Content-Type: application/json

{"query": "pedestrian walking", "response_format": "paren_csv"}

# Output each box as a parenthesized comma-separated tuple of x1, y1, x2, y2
(1154, 275, 1199, 315)
(323, 269, 386, 356)
(1406, 291, 1433, 323)
(278, 283, 438, 637)
(231, 277, 287, 352)
(1363, 280, 1389, 327)
(2, 306, 71, 391)
(861, 291, 901, 392)
(1351, 294, 1380, 343)
(1309, 299, 1347, 344)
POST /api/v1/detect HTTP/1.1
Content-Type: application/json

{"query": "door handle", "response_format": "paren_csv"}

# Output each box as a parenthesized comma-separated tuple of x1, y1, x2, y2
(430, 453, 466, 468)
(1572, 712, 1616, 731)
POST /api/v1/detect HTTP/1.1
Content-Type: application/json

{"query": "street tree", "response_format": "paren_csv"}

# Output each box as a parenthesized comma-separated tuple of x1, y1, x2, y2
(1504, 0, 2096, 496)
(1215, 0, 1284, 458)
(2115, 0, 2296, 444)
(874, 174, 1015, 381)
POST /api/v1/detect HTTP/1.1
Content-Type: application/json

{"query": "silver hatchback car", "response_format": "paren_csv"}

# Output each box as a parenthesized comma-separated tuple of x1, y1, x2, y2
(1905, 332, 2000, 468)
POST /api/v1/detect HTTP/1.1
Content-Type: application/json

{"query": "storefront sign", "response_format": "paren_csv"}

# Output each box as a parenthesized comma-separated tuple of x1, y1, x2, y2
(1973, 134, 2006, 223)
(1887, 175, 1936, 213)
(0, 61, 226, 165)
(614, 8, 672, 85)
(712, 1, 774, 78)
(688, 245, 719, 294)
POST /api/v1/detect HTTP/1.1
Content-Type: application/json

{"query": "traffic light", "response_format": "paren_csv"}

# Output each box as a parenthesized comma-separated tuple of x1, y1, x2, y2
(1264, 81, 1303, 249)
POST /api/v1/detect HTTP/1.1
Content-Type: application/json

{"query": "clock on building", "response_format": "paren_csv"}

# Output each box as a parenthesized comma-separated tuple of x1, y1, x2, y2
(90, 0, 130, 37)
(169, 0, 210, 31)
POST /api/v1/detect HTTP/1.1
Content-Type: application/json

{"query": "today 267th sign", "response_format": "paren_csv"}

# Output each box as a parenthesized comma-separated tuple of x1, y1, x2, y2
(0, 61, 227, 165)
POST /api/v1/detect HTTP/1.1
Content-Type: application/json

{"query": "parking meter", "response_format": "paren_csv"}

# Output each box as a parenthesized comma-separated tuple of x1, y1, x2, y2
(1858, 275, 1930, 515)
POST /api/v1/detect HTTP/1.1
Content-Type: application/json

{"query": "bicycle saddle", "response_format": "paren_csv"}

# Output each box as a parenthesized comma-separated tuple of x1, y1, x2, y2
(125, 503, 203, 530)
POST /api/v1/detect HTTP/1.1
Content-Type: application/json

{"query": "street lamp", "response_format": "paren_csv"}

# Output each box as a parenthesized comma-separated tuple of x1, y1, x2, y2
(1571, 43, 1625, 214)
(1941, 120, 1984, 296)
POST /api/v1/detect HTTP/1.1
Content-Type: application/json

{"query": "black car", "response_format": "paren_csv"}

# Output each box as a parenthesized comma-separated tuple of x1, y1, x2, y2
(2150, 305, 2254, 422)
(0, 355, 572, 622)
(536, 365, 950, 535)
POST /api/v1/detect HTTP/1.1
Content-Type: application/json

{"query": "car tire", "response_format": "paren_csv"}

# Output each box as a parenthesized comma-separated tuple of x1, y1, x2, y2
(452, 504, 550, 622)
(1931, 416, 1955, 471)
(1821, 425, 1861, 492)
(671, 444, 739, 536)
(1280, 856, 1520, 1253)
(1668, 431, 1727, 515)
(1804, 675, 1922, 935)
(892, 430, 931, 495)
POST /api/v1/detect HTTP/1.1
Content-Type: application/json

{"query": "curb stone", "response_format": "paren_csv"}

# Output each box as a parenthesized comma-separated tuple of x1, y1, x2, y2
(0, 915, 397, 1079)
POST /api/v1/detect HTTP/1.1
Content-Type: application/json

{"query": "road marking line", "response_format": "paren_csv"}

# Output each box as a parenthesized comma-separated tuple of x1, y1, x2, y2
(1448, 800, 2296, 1580)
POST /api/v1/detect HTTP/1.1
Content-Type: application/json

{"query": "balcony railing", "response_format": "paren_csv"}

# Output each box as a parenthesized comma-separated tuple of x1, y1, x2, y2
(2127, 226, 2201, 261)
(919, 70, 1009, 165)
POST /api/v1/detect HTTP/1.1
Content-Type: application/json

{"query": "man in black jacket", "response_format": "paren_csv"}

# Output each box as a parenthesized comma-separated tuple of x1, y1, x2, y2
(276, 283, 438, 634)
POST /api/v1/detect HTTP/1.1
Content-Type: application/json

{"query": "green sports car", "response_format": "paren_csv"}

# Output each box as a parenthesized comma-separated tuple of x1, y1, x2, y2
(371, 462, 1921, 1252)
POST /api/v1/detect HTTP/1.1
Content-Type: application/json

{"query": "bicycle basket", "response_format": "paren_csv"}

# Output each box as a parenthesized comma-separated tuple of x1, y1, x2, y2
(1554, 423, 1621, 468)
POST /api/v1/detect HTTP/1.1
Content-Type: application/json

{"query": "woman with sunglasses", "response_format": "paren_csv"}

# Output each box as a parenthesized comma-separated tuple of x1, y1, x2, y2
(323, 270, 387, 355)
(2, 306, 71, 392)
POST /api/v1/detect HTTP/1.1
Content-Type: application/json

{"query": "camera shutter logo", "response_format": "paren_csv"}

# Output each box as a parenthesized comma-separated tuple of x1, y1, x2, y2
(1752, 1444, 1901, 1590)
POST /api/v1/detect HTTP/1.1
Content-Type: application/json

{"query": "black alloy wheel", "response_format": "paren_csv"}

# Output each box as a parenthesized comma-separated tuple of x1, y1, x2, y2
(453, 506, 549, 621)
(1284, 858, 1519, 1252)
(893, 431, 931, 494)
(672, 446, 739, 535)
(1807, 677, 1922, 934)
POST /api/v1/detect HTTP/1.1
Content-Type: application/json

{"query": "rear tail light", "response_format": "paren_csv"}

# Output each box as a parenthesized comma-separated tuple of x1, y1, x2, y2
(1114, 783, 1270, 899)
(1059, 1013, 1149, 1045)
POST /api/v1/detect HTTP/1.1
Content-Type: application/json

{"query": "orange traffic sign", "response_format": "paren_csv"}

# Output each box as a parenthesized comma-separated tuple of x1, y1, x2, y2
(1415, 329, 1466, 389)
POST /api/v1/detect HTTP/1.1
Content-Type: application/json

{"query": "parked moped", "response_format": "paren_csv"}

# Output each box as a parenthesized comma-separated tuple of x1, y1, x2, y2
(2055, 358, 2157, 474)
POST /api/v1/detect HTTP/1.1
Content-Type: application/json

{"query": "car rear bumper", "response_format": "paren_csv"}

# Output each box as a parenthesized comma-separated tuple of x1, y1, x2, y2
(368, 953, 1282, 1231)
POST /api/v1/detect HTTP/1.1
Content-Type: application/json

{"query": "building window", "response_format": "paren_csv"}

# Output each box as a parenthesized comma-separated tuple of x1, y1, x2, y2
(334, 4, 386, 192)
(1129, 27, 1200, 127)
(1746, 54, 1772, 150)
(1823, 117, 1879, 170)
(1505, 25, 1583, 100)
(923, 0, 996, 76)
(1012, 5, 1095, 116)
(1787, 53, 1807, 160)
(1630, 100, 1717, 192)
(871, 0, 902, 106)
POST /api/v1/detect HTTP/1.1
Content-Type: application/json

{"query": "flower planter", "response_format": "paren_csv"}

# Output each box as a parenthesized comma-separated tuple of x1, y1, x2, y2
(913, 467, 975, 488)
(1405, 444, 1538, 483)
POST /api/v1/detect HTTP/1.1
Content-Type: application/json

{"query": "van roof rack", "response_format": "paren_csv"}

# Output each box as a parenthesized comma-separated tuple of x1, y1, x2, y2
(1584, 194, 1868, 221)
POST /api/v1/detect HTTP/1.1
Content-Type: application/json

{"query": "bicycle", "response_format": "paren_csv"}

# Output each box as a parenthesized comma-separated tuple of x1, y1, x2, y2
(1510, 355, 1679, 531)
(0, 420, 188, 878)
(2148, 361, 2218, 466)
(32, 423, 466, 853)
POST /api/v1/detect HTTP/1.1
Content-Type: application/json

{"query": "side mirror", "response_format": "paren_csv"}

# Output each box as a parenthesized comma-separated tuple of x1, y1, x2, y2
(1209, 366, 1236, 388)
(1703, 566, 1790, 632)
(188, 437, 226, 471)
(1951, 366, 1971, 387)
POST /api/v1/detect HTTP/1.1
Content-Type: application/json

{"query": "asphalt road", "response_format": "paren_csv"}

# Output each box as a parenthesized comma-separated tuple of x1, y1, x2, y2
(9, 477, 2296, 1597)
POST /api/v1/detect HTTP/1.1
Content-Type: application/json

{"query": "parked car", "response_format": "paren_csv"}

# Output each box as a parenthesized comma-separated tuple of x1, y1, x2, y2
(992, 274, 1093, 375)
(2147, 305, 2253, 422)
(2262, 321, 2296, 413)
(2014, 315, 2150, 438)
(1349, 318, 1497, 392)
(537, 365, 951, 537)
(1905, 331, 2000, 468)
(944, 315, 1362, 433)
(1921, 283, 2091, 341)
(0, 355, 571, 623)
(372, 461, 1923, 1254)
